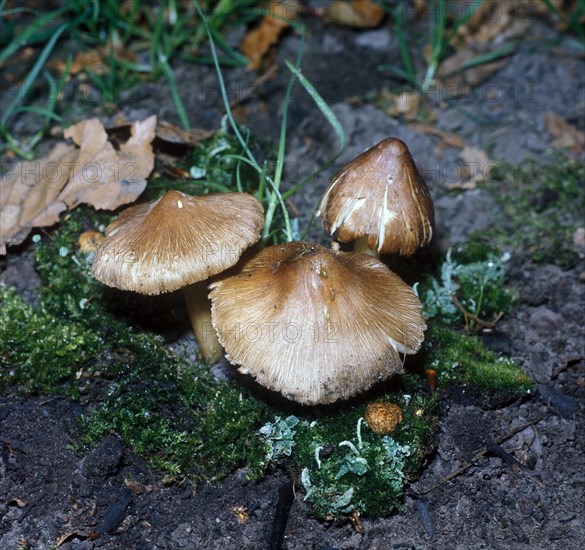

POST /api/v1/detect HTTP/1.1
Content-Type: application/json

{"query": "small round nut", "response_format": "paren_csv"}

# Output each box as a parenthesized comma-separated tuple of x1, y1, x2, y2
(364, 402, 403, 435)
(78, 231, 104, 255)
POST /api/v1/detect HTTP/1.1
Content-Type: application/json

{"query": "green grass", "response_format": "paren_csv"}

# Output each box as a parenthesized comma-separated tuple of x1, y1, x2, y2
(540, 0, 585, 45)
(0, 0, 260, 157)
(480, 157, 585, 267)
(379, 0, 582, 95)
(380, 0, 493, 93)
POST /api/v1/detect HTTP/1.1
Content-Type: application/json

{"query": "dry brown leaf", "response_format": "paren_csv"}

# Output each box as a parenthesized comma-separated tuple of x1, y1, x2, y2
(387, 90, 421, 121)
(0, 116, 156, 255)
(240, 1, 299, 71)
(376, 89, 423, 122)
(445, 145, 492, 189)
(321, 0, 385, 28)
(49, 49, 107, 76)
(409, 123, 466, 149)
(155, 120, 214, 147)
(437, 47, 509, 96)
(1, 143, 76, 253)
(55, 532, 88, 547)
(452, 0, 568, 48)
(124, 478, 153, 495)
(452, 0, 547, 48)
(60, 116, 156, 211)
(545, 112, 585, 154)
(48, 44, 137, 77)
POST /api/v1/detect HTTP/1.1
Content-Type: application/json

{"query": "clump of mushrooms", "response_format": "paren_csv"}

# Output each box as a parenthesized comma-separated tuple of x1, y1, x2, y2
(92, 137, 434, 405)
(91, 189, 264, 362)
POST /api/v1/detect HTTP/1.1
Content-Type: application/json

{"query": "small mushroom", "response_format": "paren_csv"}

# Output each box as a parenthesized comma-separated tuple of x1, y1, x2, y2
(364, 402, 403, 434)
(209, 241, 426, 404)
(425, 368, 438, 393)
(318, 137, 434, 257)
(91, 190, 264, 361)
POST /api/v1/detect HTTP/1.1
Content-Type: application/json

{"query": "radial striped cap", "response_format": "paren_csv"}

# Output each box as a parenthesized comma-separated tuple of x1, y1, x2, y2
(91, 190, 264, 294)
(209, 242, 426, 405)
(318, 137, 434, 256)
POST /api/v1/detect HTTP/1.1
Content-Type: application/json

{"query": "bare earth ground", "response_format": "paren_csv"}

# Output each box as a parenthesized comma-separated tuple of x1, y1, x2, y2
(1, 13, 585, 550)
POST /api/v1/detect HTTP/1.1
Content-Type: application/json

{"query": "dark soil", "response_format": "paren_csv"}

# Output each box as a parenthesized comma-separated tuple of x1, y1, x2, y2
(2, 11, 585, 550)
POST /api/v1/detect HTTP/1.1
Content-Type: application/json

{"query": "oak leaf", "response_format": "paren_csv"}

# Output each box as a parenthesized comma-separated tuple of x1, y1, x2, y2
(240, 1, 299, 71)
(0, 116, 156, 255)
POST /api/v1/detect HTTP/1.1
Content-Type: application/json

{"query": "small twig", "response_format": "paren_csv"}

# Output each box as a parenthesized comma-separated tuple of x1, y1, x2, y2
(451, 295, 500, 329)
(414, 415, 549, 496)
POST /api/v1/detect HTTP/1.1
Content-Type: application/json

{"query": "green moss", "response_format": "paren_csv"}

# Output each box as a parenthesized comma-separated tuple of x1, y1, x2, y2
(33, 208, 114, 322)
(77, 360, 273, 480)
(481, 157, 585, 266)
(253, 385, 437, 519)
(426, 326, 533, 397)
(0, 284, 101, 396)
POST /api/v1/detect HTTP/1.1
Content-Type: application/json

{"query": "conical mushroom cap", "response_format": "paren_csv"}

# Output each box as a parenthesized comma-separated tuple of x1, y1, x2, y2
(318, 137, 434, 256)
(209, 242, 426, 405)
(92, 190, 264, 294)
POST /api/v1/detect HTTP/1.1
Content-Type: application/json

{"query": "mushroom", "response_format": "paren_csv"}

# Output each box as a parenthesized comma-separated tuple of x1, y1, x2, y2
(209, 241, 426, 405)
(91, 190, 264, 362)
(318, 137, 434, 257)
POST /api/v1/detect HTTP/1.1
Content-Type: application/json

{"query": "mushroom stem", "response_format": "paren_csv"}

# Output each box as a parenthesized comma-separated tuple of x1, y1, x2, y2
(183, 281, 222, 363)
(352, 236, 381, 259)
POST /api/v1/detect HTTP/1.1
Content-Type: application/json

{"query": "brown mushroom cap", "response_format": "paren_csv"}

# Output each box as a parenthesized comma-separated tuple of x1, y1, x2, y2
(91, 190, 264, 294)
(209, 241, 426, 405)
(318, 137, 435, 256)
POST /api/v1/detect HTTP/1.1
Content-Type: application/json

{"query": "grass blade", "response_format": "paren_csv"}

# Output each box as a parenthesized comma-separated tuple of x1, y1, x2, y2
(1, 20, 71, 127)
(158, 49, 190, 130)
(0, 6, 69, 64)
(282, 60, 345, 201)
(284, 61, 345, 154)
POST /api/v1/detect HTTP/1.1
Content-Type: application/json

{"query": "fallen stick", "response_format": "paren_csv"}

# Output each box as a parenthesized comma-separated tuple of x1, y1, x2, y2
(413, 414, 548, 496)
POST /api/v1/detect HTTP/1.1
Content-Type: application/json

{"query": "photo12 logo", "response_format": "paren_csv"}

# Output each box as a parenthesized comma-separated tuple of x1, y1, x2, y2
(210, 320, 339, 345)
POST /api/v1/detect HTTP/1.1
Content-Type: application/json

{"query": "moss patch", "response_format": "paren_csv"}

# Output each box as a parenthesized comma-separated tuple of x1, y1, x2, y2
(481, 157, 585, 267)
(417, 242, 532, 403)
(77, 360, 273, 481)
(0, 284, 101, 396)
(426, 326, 532, 398)
(282, 388, 437, 518)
